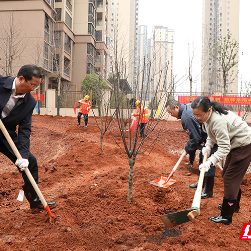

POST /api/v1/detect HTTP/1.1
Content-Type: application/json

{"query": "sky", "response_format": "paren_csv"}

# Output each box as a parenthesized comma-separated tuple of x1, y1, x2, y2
(138, 0, 251, 93)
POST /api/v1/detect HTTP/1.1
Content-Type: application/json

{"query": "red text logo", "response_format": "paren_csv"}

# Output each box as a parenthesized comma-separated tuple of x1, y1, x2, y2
(240, 223, 251, 240)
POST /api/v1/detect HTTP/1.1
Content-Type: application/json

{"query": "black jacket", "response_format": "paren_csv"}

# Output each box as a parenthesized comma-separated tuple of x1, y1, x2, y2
(178, 103, 207, 154)
(0, 75, 36, 159)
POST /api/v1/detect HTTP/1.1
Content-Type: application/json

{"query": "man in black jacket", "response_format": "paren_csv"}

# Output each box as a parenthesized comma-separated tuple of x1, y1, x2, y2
(0, 64, 56, 210)
(166, 99, 217, 199)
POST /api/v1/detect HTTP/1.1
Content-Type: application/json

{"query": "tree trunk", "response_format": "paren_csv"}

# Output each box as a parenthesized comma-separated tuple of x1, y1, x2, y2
(100, 134, 103, 153)
(127, 157, 135, 203)
(57, 77, 61, 117)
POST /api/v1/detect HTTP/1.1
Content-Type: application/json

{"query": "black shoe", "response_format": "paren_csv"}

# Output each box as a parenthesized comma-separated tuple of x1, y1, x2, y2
(218, 187, 241, 212)
(201, 176, 214, 199)
(185, 161, 193, 166)
(189, 178, 205, 189)
(209, 197, 236, 225)
(23, 184, 56, 210)
(189, 181, 198, 188)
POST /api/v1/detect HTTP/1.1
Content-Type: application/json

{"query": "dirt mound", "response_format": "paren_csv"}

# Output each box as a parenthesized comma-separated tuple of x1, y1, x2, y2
(0, 115, 250, 250)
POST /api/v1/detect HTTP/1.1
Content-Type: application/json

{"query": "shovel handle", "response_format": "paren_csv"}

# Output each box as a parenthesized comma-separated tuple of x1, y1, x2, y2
(191, 152, 208, 210)
(162, 151, 186, 185)
(0, 120, 49, 211)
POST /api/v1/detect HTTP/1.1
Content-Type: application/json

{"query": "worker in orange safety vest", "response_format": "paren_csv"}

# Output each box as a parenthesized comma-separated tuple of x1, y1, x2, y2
(132, 100, 149, 137)
(77, 95, 92, 127)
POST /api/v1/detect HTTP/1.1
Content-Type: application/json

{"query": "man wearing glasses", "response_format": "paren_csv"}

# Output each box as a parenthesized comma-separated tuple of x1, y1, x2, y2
(165, 99, 217, 199)
(0, 64, 56, 211)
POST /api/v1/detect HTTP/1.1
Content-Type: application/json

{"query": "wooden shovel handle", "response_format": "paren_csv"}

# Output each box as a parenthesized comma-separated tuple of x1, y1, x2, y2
(191, 152, 208, 209)
(0, 119, 47, 209)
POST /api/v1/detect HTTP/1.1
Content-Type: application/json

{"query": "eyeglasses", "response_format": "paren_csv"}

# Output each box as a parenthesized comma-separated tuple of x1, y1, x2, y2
(27, 80, 40, 90)
(193, 112, 207, 120)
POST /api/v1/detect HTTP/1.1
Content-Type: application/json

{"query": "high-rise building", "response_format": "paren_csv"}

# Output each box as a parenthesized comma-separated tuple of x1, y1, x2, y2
(151, 26, 174, 95)
(0, 0, 110, 93)
(135, 26, 174, 101)
(108, 0, 138, 90)
(136, 25, 148, 99)
(201, 0, 240, 94)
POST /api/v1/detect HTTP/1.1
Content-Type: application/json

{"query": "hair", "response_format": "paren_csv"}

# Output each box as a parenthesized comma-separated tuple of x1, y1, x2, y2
(17, 64, 43, 81)
(191, 96, 229, 115)
(165, 99, 181, 110)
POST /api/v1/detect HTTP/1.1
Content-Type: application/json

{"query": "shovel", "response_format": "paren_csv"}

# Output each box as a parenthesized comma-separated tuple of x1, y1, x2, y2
(150, 151, 186, 188)
(159, 153, 208, 228)
(0, 119, 56, 224)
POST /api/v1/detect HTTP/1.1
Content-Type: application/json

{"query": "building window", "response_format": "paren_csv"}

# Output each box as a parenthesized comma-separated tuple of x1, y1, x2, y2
(44, 15, 49, 32)
(55, 8, 61, 21)
(97, 19, 102, 26)
(96, 30, 102, 41)
(66, 0, 72, 12)
(87, 43, 94, 56)
(53, 54, 60, 71)
(89, 3, 94, 15)
(97, 1, 103, 8)
(64, 57, 70, 75)
(88, 23, 94, 36)
(86, 63, 93, 75)
(64, 33, 71, 54)
(65, 11, 72, 29)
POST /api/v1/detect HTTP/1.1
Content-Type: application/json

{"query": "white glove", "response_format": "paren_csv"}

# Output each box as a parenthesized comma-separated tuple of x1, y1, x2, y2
(15, 159, 29, 171)
(202, 144, 211, 156)
(131, 113, 134, 116)
(78, 100, 82, 103)
(86, 107, 89, 111)
(199, 159, 212, 172)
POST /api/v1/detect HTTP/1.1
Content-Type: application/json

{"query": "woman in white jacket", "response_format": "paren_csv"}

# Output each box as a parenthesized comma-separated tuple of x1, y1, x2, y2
(191, 96, 251, 225)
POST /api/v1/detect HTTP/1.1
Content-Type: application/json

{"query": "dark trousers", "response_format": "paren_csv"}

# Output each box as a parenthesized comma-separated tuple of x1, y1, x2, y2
(0, 143, 38, 185)
(189, 150, 196, 163)
(140, 123, 146, 137)
(78, 112, 88, 126)
(199, 144, 218, 177)
(222, 143, 251, 198)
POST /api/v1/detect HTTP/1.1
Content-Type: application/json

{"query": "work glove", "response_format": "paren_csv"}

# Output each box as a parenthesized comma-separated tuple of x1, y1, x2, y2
(15, 159, 29, 171)
(202, 144, 212, 156)
(199, 159, 212, 172)
(86, 107, 89, 111)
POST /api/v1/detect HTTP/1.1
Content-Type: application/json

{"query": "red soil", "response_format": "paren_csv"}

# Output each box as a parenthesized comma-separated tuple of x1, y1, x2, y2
(0, 115, 250, 250)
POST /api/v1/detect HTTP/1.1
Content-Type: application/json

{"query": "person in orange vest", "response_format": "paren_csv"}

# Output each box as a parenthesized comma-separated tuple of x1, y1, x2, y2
(77, 95, 92, 127)
(133, 100, 149, 137)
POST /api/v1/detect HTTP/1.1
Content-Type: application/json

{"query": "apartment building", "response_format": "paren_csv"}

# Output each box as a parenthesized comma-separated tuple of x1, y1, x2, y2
(151, 26, 174, 96)
(201, 0, 240, 94)
(108, 0, 138, 90)
(136, 25, 148, 99)
(0, 0, 109, 93)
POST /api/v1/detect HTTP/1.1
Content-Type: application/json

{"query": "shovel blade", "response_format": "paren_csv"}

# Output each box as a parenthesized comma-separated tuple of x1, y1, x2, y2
(159, 207, 199, 228)
(150, 176, 176, 188)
